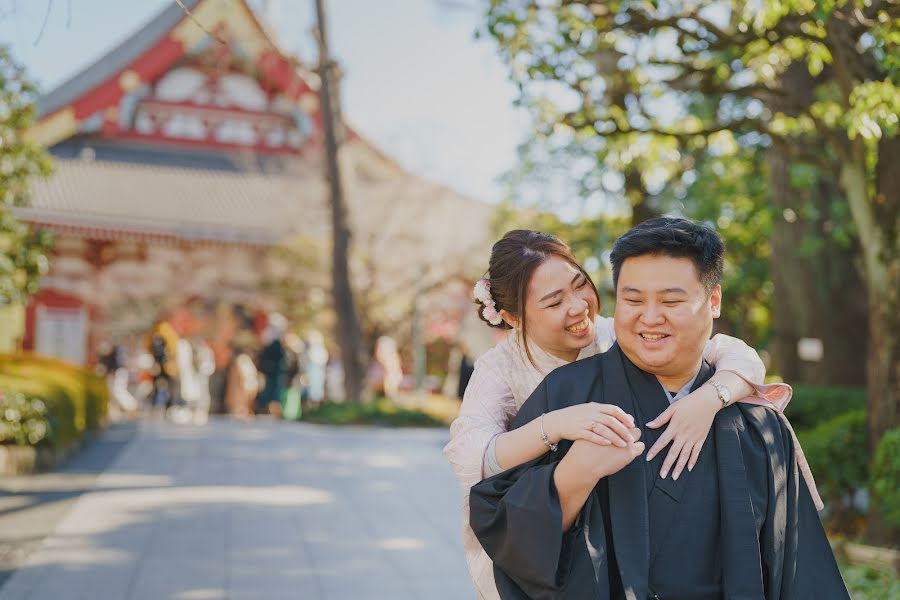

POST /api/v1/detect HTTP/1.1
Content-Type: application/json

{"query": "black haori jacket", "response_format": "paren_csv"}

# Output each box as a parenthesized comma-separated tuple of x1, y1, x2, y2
(469, 343, 849, 600)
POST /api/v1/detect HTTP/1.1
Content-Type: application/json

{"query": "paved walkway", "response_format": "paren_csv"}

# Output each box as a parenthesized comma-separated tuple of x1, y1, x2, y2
(0, 418, 473, 600)
(0, 421, 139, 588)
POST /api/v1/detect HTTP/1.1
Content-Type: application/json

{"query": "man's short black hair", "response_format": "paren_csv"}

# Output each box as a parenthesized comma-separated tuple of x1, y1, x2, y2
(609, 217, 725, 293)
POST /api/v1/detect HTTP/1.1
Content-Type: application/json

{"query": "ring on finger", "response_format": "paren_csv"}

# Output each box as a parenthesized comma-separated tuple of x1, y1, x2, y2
(589, 420, 598, 432)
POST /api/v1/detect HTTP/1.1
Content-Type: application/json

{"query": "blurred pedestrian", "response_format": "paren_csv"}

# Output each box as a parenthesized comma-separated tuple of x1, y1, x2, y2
(174, 337, 199, 423)
(326, 358, 344, 403)
(373, 336, 403, 400)
(304, 330, 328, 404)
(147, 321, 179, 413)
(99, 341, 138, 414)
(282, 333, 306, 421)
(256, 313, 288, 416)
(225, 332, 259, 419)
(192, 338, 215, 425)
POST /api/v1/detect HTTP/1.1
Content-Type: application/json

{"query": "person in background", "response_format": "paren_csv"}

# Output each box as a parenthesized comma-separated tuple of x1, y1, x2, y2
(225, 332, 259, 419)
(256, 313, 288, 416)
(147, 321, 180, 414)
(373, 336, 404, 400)
(304, 330, 328, 405)
(191, 337, 216, 425)
(281, 333, 306, 421)
(98, 341, 138, 414)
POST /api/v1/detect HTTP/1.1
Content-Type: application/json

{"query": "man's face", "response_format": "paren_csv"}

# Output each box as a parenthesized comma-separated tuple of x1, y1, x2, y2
(613, 254, 721, 382)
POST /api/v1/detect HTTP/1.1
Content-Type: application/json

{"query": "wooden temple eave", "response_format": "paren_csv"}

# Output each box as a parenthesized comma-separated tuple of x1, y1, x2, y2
(14, 209, 278, 249)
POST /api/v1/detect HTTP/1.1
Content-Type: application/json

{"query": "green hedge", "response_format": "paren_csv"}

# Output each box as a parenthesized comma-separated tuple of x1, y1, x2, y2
(301, 398, 446, 427)
(796, 410, 868, 510)
(0, 353, 108, 448)
(840, 561, 900, 599)
(785, 385, 867, 431)
(0, 389, 53, 446)
(872, 428, 900, 528)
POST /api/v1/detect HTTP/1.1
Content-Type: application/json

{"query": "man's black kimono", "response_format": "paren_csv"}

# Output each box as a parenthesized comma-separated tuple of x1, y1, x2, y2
(469, 344, 848, 600)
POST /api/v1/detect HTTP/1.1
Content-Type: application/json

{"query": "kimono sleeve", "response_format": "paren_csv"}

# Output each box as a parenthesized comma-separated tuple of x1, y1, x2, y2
(747, 408, 850, 600)
(778, 413, 850, 599)
(469, 380, 581, 598)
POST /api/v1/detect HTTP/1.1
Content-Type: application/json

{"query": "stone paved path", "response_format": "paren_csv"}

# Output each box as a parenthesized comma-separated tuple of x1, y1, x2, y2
(0, 418, 473, 599)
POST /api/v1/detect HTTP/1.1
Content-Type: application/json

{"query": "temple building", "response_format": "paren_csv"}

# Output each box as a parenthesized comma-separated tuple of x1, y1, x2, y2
(12, 0, 492, 367)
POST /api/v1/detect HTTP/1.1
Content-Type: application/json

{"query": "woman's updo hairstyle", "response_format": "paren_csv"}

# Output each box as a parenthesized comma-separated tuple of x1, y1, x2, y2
(475, 230, 600, 366)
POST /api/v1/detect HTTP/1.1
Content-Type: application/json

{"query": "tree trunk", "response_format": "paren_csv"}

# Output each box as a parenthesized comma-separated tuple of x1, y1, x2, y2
(315, 0, 366, 404)
(625, 167, 659, 226)
(841, 150, 900, 457)
(768, 148, 868, 385)
(767, 64, 867, 385)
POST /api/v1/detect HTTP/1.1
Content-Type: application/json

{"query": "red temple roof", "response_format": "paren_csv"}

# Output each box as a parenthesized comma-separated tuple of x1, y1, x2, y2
(29, 0, 320, 151)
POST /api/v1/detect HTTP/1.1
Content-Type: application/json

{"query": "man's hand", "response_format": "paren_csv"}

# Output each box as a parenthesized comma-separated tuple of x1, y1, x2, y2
(554, 427, 645, 530)
(567, 427, 645, 479)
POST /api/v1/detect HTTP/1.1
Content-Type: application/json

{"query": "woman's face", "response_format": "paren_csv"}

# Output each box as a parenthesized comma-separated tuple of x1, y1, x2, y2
(516, 255, 598, 362)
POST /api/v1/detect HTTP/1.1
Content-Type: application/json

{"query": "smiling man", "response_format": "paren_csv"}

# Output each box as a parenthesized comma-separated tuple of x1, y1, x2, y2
(469, 218, 848, 599)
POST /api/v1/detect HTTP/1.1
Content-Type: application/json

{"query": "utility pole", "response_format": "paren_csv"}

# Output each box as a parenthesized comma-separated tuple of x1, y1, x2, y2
(314, 0, 366, 404)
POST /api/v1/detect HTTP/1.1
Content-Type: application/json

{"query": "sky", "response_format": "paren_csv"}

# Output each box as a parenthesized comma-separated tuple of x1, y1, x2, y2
(0, 0, 531, 205)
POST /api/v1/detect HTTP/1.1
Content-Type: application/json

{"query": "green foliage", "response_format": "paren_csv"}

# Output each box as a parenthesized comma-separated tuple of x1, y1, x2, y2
(0, 389, 53, 446)
(665, 146, 775, 346)
(0, 45, 53, 303)
(785, 385, 868, 430)
(484, 0, 898, 183)
(0, 353, 108, 447)
(301, 398, 446, 427)
(483, 0, 898, 348)
(839, 561, 900, 600)
(871, 428, 900, 528)
(797, 410, 868, 508)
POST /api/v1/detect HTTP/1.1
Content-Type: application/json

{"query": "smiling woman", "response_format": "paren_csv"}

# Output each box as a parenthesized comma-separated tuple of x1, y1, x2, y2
(443, 228, 793, 600)
(472, 230, 601, 366)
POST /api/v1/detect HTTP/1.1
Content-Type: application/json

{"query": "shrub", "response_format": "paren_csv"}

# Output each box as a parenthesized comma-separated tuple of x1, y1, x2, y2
(839, 561, 900, 600)
(871, 428, 900, 529)
(797, 410, 868, 511)
(301, 398, 446, 427)
(0, 353, 107, 447)
(785, 385, 867, 431)
(0, 389, 53, 446)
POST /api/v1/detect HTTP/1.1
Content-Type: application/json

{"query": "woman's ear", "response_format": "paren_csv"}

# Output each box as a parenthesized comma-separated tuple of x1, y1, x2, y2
(499, 309, 518, 329)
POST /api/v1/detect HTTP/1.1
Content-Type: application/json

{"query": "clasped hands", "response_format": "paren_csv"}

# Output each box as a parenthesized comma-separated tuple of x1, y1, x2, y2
(547, 389, 720, 480)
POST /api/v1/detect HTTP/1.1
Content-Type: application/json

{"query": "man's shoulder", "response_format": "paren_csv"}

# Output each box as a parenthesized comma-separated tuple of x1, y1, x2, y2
(543, 353, 604, 390)
(511, 354, 606, 429)
(737, 402, 784, 428)
(734, 403, 793, 454)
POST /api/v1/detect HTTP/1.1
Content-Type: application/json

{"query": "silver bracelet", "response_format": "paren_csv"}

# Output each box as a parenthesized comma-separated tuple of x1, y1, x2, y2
(540, 413, 558, 452)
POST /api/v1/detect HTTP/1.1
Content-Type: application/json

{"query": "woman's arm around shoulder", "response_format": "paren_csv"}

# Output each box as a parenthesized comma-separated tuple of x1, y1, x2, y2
(704, 333, 792, 408)
(645, 333, 794, 481)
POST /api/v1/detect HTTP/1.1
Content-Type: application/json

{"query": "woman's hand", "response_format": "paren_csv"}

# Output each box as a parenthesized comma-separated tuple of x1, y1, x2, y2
(645, 384, 721, 480)
(545, 403, 636, 448)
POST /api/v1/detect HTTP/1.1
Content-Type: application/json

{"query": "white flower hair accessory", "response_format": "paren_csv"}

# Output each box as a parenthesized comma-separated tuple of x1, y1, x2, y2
(473, 278, 503, 326)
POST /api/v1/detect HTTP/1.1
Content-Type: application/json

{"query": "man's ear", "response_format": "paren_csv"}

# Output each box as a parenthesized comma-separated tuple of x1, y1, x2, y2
(709, 284, 722, 318)
(499, 309, 518, 329)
